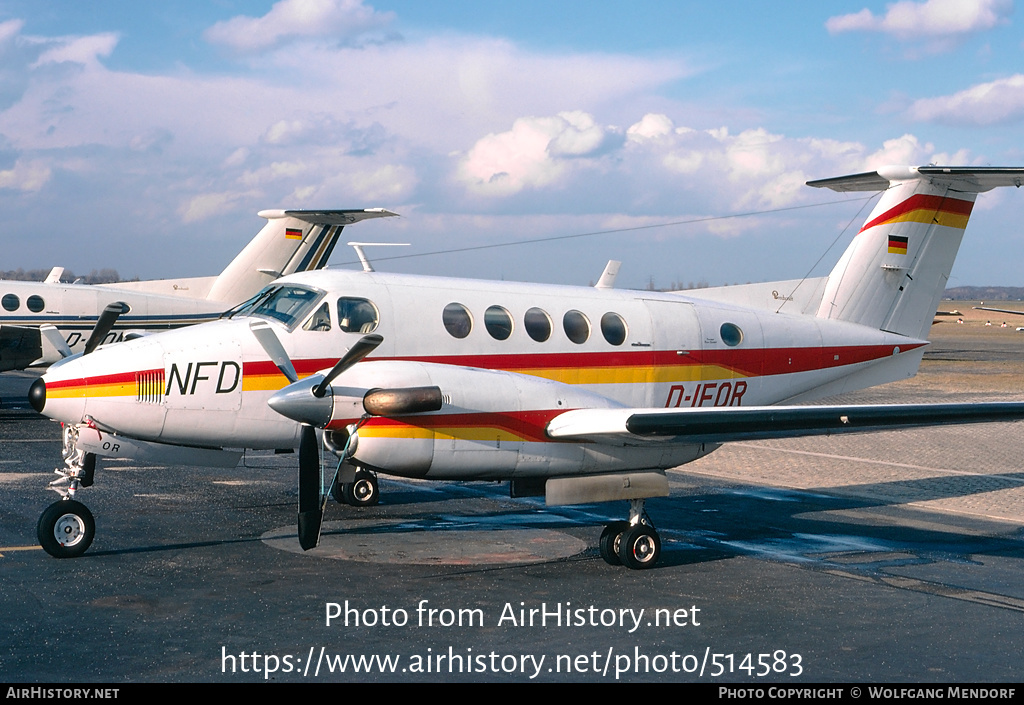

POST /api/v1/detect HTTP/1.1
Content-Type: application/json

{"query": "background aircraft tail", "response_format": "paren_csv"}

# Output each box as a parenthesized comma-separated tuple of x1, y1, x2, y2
(811, 166, 1023, 340)
(204, 209, 397, 304)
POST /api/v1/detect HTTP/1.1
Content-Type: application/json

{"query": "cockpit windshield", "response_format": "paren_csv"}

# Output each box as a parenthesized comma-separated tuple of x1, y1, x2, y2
(227, 285, 324, 329)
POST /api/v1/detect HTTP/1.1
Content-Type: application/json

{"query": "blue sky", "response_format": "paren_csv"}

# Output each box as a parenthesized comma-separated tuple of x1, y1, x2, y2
(1, 0, 1022, 289)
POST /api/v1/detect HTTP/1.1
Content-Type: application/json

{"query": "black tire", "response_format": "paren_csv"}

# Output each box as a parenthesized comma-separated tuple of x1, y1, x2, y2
(37, 500, 95, 559)
(330, 480, 345, 504)
(618, 524, 661, 570)
(599, 521, 630, 566)
(343, 470, 379, 507)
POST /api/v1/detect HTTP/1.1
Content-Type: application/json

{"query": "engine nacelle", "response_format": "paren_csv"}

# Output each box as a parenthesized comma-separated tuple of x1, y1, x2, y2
(324, 361, 625, 478)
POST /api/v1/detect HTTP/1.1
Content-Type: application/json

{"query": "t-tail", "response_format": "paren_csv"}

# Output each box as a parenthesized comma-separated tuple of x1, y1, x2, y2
(204, 209, 397, 304)
(810, 166, 1023, 340)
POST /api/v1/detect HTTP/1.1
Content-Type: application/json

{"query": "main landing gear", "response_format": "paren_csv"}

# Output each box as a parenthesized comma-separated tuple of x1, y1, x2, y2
(599, 498, 662, 570)
(38, 424, 97, 558)
(330, 468, 380, 507)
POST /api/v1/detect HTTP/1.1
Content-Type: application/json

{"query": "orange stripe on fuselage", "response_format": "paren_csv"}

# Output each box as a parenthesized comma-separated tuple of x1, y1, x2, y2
(337, 410, 562, 443)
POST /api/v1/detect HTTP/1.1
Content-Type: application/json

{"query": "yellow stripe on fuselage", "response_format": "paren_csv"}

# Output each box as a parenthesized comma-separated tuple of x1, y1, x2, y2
(47, 381, 135, 399)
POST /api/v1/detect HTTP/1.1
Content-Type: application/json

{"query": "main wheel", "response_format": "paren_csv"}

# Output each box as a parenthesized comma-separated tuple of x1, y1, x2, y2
(330, 480, 345, 504)
(618, 524, 661, 570)
(343, 470, 379, 507)
(38, 500, 95, 558)
(599, 521, 630, 566)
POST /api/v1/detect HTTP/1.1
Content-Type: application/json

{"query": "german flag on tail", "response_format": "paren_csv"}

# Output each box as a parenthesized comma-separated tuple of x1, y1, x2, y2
(888, 235, 908, 255)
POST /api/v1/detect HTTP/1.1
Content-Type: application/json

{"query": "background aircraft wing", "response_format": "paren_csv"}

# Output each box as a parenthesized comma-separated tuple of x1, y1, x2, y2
(546, 402, 1024, 446)
(974, 306, 1024, 317)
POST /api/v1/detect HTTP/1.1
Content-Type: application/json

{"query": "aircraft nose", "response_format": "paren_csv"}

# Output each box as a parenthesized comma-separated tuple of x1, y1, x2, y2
(28, 377, 46, 413)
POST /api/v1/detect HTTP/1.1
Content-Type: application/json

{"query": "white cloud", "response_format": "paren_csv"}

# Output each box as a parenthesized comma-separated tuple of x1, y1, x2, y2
(0, 159, 51, 191)
(0, 19, 24, 45)
(864, 134, 935, 166)
(626, 113, 676, 141)
(32, 33, 119, 68)
(617, 118, 949, 212)
(458, 112, 615, 196)
(179, 191, 254, 223)
(907, 74, 1024, 125)
(826, 0, 1012, 39)
(204, 0, 394, 53)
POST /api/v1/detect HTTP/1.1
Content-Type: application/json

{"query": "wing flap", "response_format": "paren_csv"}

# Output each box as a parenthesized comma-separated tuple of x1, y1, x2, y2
(548, 403, 1024, 445)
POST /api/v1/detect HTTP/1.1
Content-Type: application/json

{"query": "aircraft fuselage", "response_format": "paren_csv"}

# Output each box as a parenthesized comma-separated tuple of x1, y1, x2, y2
(37, 268, 926, 480)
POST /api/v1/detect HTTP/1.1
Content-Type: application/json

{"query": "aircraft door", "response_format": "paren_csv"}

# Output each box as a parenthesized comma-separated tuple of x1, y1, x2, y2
(642, 300, 702, 408)
(690, 304, 764, 408)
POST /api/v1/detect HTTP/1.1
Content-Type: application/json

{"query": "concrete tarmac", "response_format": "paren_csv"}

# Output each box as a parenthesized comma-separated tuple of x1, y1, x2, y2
(3, 306, 1024, 683)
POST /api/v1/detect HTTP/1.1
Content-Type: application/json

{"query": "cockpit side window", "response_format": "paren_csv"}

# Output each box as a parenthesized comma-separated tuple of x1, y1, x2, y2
(302, 302, 332, 332)
(337, 297, 379, 333)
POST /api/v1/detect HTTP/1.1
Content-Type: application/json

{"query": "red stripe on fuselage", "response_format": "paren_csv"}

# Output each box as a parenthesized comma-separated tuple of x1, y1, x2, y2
(51, 343, 925, 392)
(45, 369, 161, 391)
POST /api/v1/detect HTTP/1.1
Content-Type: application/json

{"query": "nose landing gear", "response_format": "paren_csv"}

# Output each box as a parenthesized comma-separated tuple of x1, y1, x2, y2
(38, 424, 97, 559)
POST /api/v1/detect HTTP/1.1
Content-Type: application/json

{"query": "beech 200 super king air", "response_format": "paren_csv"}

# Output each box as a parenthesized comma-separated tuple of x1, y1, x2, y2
(29, 166, 1024, 568)
(0, 209, 395, 371)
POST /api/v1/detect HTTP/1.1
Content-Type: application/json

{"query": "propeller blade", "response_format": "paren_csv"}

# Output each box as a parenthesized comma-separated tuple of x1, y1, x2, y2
(296, 425, 323, 550)
(312, 333, 383, 397)
(84, 302, 129, 355)
(249, 320, 298, 384)
(39, 325, 72, 359)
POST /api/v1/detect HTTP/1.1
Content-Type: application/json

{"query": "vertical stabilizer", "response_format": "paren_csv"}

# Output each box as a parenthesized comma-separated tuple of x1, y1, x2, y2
(810, 166, 1023, 340)
(205, 209, 398, 304)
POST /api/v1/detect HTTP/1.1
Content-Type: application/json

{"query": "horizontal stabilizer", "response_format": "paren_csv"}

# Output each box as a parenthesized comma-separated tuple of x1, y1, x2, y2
(547, 402, 1024, 445)
(809, 166, 1024, 193)
(257, 208, 399, 225)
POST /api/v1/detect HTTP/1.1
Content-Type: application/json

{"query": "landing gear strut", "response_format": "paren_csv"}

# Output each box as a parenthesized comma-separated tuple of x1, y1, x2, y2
(38, 424, 97, 558)
(598, 498, 661, 570)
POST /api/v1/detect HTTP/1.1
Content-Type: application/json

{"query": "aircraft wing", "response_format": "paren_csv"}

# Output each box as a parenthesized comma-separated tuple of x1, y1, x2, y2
(546, 402, 1024, 446)
(974, 306, 1024, 317)
(0, 325, 43, 372)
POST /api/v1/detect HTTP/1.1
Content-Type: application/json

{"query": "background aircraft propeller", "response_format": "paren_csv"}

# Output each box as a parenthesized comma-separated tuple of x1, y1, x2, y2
(39, 325, 72, 359)
(83, 301, 129, 355)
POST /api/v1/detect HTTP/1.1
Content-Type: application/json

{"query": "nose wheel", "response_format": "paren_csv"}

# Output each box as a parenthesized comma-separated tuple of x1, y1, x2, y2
(38, 500, 95, 558)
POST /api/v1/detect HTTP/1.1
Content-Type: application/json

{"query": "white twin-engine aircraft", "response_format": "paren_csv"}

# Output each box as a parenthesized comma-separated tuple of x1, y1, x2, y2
(29, 165, 1024, 568)
(0, 209, 395, 371)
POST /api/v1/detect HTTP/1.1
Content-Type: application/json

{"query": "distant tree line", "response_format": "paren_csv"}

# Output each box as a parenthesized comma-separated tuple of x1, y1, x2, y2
(0, 268, 125, 284)
(944, 286, 1024, 301)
